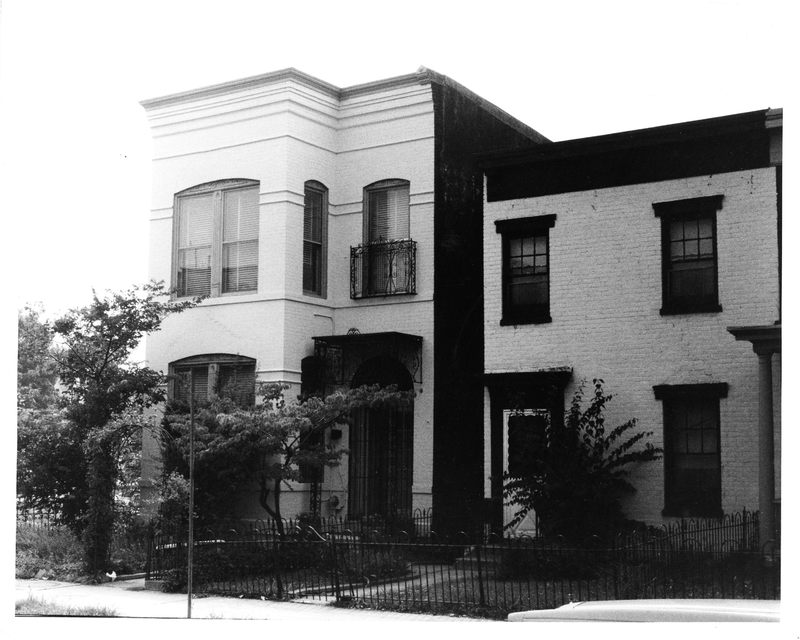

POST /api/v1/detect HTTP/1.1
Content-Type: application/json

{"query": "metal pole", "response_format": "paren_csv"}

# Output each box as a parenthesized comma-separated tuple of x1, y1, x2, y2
(187, 369, 195, 618)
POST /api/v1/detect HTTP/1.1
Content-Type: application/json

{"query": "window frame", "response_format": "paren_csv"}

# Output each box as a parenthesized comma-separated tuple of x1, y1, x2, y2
(173, 179, 260, 299)
(654, 382, 727, 518)
(302, 180, 328, 298)
(496, 214, 556, 326)
(169, 354, 257, 408)
(653, 195, 723, 315)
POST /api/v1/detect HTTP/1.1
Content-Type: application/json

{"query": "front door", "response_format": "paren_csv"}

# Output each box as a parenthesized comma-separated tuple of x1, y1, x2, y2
(348, 404, 413, 519)
(503, 408, 549, 536)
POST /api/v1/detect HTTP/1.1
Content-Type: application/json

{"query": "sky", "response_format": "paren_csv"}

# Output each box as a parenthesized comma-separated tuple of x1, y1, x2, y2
(0, 0, 794, 315)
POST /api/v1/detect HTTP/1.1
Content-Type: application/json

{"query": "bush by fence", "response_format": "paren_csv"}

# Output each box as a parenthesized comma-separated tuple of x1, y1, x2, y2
(146, 509, 779, 618)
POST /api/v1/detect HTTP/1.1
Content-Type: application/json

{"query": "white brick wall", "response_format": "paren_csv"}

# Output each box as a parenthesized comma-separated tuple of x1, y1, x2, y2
(143, 74, 437, 518)
(484, 169, 780, 524)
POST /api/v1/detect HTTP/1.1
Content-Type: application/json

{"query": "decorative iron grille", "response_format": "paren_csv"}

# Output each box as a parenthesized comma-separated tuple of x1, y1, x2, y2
(351, 239, 417, 298)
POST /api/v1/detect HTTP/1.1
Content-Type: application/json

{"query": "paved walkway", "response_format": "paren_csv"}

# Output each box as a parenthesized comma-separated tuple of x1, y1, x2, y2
(14, 578, 498, 622)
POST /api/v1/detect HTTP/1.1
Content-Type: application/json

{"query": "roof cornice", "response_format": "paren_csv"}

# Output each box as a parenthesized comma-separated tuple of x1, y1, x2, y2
(141, 67, 431, 111)
(139, 68, 547, 145)
(140, 68, 341, 110)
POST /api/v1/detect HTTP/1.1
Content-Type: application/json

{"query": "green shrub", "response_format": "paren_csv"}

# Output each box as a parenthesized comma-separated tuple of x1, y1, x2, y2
(504, 379, 662, 543)
(16, 595, 117, 617)
(15, 523, 85, 580)
(494, 546, 600, 580)
(340, 546, 409, 581)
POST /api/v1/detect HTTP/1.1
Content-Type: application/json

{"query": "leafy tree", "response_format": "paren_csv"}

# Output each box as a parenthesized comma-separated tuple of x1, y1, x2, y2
(503, 379, 662, 543)
(16, 282, 195, 575)
(17, 306, 59, 410)
(17, 306, 87, 525)
(162, 383, 409, 537)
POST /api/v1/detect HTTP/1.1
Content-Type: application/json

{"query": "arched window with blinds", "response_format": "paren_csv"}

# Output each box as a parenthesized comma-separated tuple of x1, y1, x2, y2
(350, 179, 416, 298)
(169, 354, 257, 409)
(174, 179, 259, 298)
(365, 179, 410, 242)
(303, 181, 328, 297)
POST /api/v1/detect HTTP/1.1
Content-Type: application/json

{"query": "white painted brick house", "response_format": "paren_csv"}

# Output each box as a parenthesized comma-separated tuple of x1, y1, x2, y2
(481, 110, 781, 539)
(140, 68, 546, 530)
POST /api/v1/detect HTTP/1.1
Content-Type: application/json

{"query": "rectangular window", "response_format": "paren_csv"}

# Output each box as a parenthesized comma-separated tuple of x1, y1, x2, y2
(496, 214, 556, 325)
(303, 182, 327, 296)
(175, 181, 259, 298)
(654, 383, 727, 517)
(654, 195, 723, 315)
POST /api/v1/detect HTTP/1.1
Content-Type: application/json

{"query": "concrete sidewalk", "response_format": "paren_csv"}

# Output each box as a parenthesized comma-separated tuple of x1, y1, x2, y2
(15, 578, 497, 622)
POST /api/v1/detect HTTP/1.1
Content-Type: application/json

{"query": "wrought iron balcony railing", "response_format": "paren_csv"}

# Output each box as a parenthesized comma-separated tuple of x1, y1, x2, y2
(350, 238, 417, 299)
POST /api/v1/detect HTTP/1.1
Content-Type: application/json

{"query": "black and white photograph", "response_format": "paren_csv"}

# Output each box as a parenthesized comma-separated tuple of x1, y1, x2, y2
(3, 0, 794, 633)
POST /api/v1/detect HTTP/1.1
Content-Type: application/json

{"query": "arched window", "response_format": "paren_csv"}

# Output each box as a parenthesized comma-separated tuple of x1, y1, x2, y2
(174, 179, 259, 297)
(303, 181, 328, 297)
(351, 179, 415, 298)
(364, 179, 410, 242)
(169, 354, 256, 408)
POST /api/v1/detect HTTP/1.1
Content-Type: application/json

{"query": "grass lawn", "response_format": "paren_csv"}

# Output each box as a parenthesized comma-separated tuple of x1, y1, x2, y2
(15, 595, 117, 617)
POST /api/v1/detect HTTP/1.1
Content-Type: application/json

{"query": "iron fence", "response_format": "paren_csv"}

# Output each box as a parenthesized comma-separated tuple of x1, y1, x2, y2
(16, 505, 61, 529)
(350, 239, 416, 298)
(146, 509, 779, 618)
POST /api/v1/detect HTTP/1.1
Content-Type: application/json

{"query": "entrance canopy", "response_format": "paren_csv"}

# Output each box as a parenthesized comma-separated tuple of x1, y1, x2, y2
(312, 331, 423, 387)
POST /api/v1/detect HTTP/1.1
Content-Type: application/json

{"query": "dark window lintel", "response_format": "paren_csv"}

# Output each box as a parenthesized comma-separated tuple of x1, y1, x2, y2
(653, 382, 729, 400)
(495, 214, 557, 235)
(653, 195, 724, 218)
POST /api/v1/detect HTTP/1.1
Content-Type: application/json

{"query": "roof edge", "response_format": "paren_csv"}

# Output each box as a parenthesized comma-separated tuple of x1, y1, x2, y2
(480, 109, 776, 169)
(418, 66, 549, 144)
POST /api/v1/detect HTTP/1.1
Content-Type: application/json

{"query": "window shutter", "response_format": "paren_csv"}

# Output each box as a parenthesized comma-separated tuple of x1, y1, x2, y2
(173, 365, 209, 407)
(222, 187, 259, 292)
(218, 363, 256, 407)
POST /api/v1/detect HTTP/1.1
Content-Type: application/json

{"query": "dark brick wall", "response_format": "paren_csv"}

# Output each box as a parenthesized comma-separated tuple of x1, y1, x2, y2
(430, 83, 544, 535)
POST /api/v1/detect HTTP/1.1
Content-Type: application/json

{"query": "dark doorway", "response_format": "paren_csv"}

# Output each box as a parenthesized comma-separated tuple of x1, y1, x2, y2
(348, 356, 413, 519)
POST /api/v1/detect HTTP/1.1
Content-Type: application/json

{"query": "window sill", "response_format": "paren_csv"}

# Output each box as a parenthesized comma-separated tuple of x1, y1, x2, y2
(352, 291, 417, 300)
(660, 302, 722, 316)
(661, 507, 723, 519)
(500, 314, 552, 326)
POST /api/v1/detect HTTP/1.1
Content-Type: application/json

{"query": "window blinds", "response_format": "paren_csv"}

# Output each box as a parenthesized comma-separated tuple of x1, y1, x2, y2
(303, 187, 324, 294)
(177, 194, 214, 297)
(368, 185, 409, 242)
(222, 187, 259, 293)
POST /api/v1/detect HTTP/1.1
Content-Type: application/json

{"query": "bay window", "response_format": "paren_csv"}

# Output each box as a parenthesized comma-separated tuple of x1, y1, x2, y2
(175, 179, 259, 297)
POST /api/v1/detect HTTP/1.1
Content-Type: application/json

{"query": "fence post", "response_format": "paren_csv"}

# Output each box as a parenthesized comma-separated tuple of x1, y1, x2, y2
(145, 521, 153, 579)
(329, 532, 341, 601)
(273, 524, 284, 599)
(476, 542, 485, 607)
(612, 540, 620, 600)
(741, 507, 746, 550)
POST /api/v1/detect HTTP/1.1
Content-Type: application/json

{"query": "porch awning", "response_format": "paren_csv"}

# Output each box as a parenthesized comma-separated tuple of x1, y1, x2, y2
(727, 323, 781, 354)
(312, 331, 423, 385)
